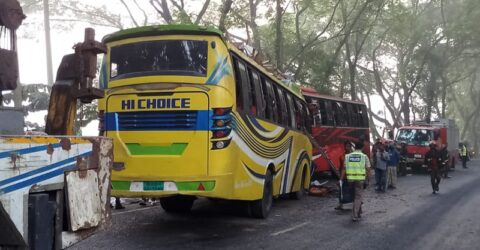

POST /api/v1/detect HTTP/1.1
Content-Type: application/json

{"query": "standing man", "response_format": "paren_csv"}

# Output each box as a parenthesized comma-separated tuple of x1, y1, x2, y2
(425, 142, 441, 194)
(460, 143, 468, 168)
(439, 144, 451, 178)
(341, 141, 371, 222)
(386, 143, 400, 189)
(372, 144, 389, 192)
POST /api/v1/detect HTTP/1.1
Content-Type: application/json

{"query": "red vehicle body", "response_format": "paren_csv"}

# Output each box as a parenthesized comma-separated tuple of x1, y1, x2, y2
(302, 87, 370, 174)
(396, 119, 459, 171)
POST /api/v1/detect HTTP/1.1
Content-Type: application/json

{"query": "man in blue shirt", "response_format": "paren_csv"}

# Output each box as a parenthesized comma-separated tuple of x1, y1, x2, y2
(386, 143, 400, 189)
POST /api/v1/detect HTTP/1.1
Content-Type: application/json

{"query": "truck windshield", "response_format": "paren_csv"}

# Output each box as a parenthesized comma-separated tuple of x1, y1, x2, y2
(110, 40, 208, 80)
(396, 129, 434, 146)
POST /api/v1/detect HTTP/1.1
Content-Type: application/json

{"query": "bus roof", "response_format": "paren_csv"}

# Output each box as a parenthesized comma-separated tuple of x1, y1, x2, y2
(228, 44, 305, 100)
(301, 87, 365, 105)
(103, 24, 224, 43)
(102, 24, 304, 100)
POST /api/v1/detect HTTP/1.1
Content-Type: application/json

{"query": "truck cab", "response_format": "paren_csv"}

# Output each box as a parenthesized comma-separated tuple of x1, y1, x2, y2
(396, 119, 459, 172)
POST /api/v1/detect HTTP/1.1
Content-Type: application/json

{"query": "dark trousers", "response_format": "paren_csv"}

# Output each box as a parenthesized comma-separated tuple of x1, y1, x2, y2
(431, 169, 441, 191)
(441, 164, 450, 178)
(462, 156, 468, 168)
(375, 168, 386, 191)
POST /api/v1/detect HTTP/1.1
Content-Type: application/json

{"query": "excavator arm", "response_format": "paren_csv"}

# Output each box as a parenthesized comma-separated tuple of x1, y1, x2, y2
(45, 28, 106, 135)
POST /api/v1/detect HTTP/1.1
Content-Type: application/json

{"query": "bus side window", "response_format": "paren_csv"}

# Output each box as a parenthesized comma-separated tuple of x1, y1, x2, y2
(318, 99, 328, 126)
(334, 102, 347, 127)
(349, 104, 359, 127)
(233, 58, 251, 111)
(302, 102, 311, 132)
(307, 97, 321, 126)
(275, 86, 288, 126)
(360, 105, 369, 128)
(323, 100, 334, 126)
(232, 57, 251, 111)
(248, 69, 265, 118)
(295, 100, 304, 130)
(262, 78, 276, 122)
(286, 94, 296, 128)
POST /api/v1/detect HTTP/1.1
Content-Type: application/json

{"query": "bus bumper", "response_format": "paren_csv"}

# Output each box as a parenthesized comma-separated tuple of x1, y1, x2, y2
(111, 174, 263, 201)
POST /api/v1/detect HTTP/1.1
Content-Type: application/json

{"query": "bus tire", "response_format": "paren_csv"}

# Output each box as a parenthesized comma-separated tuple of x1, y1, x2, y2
(250, 170, 273, 219)
(160, 195, 195, 213)
(290, 166, 308, 200)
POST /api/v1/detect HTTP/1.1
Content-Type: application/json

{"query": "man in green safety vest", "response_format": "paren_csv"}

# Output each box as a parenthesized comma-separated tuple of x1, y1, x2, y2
(341, 141, 371, 221)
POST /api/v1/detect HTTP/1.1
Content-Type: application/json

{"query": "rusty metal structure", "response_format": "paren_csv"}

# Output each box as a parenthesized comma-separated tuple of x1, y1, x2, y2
(45, 28, 106, 135)
(0, 0, 25, 102)
(0, 1, 113, 249)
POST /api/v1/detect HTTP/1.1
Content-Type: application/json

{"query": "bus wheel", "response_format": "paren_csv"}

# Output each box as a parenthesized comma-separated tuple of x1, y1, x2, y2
(160, 195, 195, 213)
(290, 166, 308, 200)
(251, 170, 273, 219)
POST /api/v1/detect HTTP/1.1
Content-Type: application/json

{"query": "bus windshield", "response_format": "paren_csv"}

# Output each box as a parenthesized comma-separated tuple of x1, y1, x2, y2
(396, 129, 434, 146)
(110, 40, 208, 79)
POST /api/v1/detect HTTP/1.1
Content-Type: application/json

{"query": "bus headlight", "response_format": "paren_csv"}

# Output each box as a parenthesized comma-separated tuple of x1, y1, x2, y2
(215, 141, 225, 149)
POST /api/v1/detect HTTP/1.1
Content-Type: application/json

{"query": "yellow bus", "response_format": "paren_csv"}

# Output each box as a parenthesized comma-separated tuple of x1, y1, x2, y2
(98, 25, 312, 218)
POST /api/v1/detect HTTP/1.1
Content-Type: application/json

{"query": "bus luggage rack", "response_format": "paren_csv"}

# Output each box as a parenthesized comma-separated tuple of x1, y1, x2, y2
(116, 110, 199, 130)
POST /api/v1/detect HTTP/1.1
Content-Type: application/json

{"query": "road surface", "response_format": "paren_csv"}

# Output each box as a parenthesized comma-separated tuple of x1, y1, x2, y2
(70, 160, 480, 250)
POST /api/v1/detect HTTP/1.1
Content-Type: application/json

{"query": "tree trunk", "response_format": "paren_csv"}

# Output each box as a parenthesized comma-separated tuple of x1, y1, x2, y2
(249, 0, 261, 52)
(275, 0, 283, 70)
(218, 0, 233, 33)
(43, 0, 54, 86)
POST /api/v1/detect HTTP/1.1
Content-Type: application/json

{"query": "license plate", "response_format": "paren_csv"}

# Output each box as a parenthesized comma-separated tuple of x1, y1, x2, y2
(414, 154, 422, 158)
(144, 181, 164, 191)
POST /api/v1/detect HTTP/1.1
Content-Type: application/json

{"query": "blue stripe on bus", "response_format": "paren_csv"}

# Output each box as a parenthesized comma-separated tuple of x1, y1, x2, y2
(0, 143, 62, 160)
(247, 114, 270, 132)
(0, 151, 91, 187)
(0, 163, 77, 194)
(206, 57, 223, 84)
(206, 57, 230, 85)
(105, 110, 211, 131)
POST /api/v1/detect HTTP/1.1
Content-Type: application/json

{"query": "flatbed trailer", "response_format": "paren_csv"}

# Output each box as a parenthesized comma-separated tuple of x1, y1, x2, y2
(0, 136, 112, 249)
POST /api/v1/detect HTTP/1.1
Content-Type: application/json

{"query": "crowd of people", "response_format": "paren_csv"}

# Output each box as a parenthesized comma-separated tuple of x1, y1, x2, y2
(338, 137, 471, 222)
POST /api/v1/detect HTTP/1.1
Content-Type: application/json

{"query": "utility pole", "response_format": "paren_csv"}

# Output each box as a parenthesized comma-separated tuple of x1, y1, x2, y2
(43, 0, 53, 85)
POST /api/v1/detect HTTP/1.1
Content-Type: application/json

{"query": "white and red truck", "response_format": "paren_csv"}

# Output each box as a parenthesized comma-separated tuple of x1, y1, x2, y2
(395, 119, 459, 172)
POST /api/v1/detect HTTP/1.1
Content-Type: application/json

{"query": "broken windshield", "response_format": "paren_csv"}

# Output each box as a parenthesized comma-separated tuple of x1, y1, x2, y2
(396, 129, 434, 146)
(110, 40, 208, 80)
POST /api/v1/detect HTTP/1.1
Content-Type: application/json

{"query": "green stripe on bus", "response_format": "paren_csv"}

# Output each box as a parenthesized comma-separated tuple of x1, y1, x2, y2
(112, 181, 130, 190)
(126, 143, 188, 155)
(177, 181, 215, 191)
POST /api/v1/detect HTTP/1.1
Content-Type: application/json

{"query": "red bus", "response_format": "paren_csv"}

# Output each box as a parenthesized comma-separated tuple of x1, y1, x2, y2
(302, 87, 370, 174)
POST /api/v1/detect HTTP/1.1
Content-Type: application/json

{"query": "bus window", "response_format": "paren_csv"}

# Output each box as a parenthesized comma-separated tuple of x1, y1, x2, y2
(234, 58, 252, 112)
(322, 100, 334, 126)
(295, 100, 305, 130)
(306, 97, 321, 127)
(262, 78, 275, 121)
(334, 102, 347, 127)
(275, 86, 288, 126)
(286, 94, 296, 128)
(302, 102, 311, 132)
(360, 105, 369, 128)
(248, 69, 265, 118)
(350, 104, 358, 127)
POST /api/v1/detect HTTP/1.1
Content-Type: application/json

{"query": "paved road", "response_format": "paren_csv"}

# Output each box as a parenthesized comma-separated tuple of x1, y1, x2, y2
(70, 160, 480, 250)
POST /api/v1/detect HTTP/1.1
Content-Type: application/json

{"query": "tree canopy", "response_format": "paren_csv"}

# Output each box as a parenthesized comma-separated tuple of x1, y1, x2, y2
(8, 0, 480, 151)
